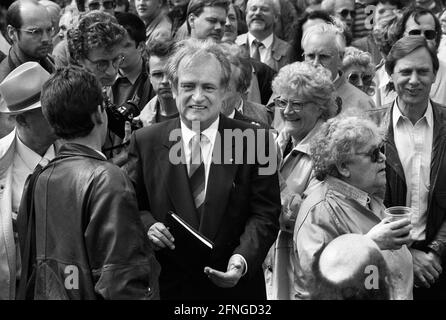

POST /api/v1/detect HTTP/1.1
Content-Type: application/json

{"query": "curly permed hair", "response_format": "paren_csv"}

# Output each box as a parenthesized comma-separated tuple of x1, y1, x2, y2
(272, 61, 338, 120)
(67, 11, 126, 63)
(310, 116, 384, 181)
(342, 47, 375, 76)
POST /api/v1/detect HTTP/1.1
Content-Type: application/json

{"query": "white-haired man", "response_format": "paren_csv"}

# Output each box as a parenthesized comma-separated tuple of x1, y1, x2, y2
(235, 0, 290, 72)
(302, 23, 375, 114)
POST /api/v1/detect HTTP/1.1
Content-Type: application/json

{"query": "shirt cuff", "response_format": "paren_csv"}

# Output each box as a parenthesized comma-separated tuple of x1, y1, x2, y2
(232, 254, 248, 276)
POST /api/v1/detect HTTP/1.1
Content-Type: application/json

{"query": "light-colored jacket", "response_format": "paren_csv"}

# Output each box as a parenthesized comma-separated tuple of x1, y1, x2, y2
(236, 33, 290, 72)
(0, 129, 18, 300)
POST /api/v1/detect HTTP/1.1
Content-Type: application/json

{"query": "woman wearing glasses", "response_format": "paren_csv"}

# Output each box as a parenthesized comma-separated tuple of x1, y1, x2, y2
(342, 46, 376, 96)
(293, 116, 414, 300)
(264, 61, 338, 300)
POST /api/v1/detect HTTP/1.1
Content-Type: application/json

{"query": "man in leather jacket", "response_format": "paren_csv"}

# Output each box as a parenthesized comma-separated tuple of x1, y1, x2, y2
(17, 65, 160, 300)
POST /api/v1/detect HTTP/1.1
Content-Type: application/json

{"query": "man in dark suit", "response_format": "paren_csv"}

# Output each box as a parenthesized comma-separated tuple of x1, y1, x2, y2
(126, 38, 280, 300)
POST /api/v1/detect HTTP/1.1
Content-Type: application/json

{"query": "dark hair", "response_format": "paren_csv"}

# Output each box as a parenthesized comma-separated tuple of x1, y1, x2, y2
(288, 10, 334, 63)
(376, 0, 404, 8)
(385, 35, 439, 75)
(186, 0, 230, 33)
(147, 39, 175, 58)
(116, 0, 129, 11)
(41, 65, 104, 139)
(115, 11, 146, 45)
(394, 5, 442, 50)
(67, 11, 125, 62)
(6, 0, 23, 29)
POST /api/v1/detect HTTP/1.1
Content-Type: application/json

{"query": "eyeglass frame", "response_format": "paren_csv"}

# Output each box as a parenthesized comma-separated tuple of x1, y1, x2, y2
(274, 97, 314, 112)
(84, 55, 125, 73)
(88, 0, 116, 11)
(354, 143, 385, 163)
(347, 72, 374, 86)
(16, 26, 56, 39)
(336, 9, 356, 19)
(407, 29, 437, 40)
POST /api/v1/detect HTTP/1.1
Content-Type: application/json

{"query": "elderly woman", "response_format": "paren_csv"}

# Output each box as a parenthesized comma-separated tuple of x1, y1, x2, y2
(342, 46, 375, 96)
(293, 116, 414, 300)
(264, 61, 338, 300)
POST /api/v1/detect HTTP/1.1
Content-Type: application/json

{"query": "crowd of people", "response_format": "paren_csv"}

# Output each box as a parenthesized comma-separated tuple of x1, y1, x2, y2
(0, 0, 446, 300)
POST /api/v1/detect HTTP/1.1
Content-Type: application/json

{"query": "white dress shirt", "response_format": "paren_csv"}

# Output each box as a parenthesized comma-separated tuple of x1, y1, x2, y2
(393, 100, 433, 240)
(12, 136, 55, 214)
(181, 117, 220, 195)
(248, 32, 274, 64)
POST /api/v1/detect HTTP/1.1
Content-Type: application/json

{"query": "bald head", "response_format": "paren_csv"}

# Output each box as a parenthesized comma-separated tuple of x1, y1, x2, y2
(314, 234, 391, 300)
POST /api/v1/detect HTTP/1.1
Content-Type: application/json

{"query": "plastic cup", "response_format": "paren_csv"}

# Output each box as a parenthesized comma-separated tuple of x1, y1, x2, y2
(384, 206, 412, 222)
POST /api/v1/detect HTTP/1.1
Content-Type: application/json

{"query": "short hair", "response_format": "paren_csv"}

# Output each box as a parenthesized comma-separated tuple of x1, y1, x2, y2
(342, 47, 375, 75)
(147, 39, 176, 59)
(220, 43, 252, 94)
(310, 116, 384, 181)
(246, 0, 280, 16)
(385, 35, 439, 76)
(115, 11, 146, 45)
(376, 0, 404, 8)
(288, 10, 334, 63)
(41, 65, 104, 139)
(302, 23, 346, 55)
(272, 62, 338, 121)
(167, 38, 231, 91)
(67, 11, 126, 63)
(186, 0, 230, 33)
(394, 5, 442, 50)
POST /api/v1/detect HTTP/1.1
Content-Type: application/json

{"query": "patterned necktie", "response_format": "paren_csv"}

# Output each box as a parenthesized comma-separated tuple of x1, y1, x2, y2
(189, 133, 206, 219)
(252, 39, 263, 62)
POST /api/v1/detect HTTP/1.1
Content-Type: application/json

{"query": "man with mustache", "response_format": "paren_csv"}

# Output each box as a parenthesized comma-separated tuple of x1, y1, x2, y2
(0, 0, 55, 139)
(368, 36, 446, 300)
(135, 0, 172, 45)
(235, 0, 290, 72)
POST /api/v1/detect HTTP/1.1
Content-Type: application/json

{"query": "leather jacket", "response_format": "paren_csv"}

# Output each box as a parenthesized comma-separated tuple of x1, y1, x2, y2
(17, 143, 160, 299)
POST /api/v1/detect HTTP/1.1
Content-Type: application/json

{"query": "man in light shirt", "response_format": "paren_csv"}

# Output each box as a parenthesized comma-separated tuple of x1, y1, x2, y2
(235, 0, 290, 72)
(368, 36, 446, 300)
(0, 62, 57, 300)
(125, 38, 280, 299)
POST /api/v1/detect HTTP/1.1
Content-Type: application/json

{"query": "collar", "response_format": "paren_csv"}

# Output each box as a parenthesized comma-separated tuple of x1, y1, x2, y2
(393, 98, 434, 128)
(332, 71, 344, 89)
(236, 99, 244, 113)
(248, 32, 274, 49)
(326, 176, 372, 208)
(15, 133, 55, 170)
(146, 14, 164, 33)
(277, 119, 324, 156)
(228, 109, 236, 119)
(117, 62, 142, 85)
(180, 116, 220, 148)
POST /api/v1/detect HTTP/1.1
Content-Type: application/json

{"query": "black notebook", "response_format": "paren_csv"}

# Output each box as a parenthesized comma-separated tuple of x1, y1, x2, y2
(165, 211, 214, 273)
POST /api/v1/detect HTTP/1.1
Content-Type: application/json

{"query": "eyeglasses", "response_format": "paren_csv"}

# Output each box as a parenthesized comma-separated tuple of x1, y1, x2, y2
(88, 0, 116, 11)
(85, 55, 124, 72)
(274, 97, 312, 112)
(407, 29, 437, 40)
(355, 144, 385, 163)
(336, 9, 356, 19)
(347, 73, 374, 87)
(18, 26, 55, 38)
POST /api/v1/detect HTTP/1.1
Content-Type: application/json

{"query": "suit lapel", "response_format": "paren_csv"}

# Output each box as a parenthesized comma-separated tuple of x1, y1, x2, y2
(429, 102, 446, 194)
(384, 106, 406, 184)
(199, 116, 238, 239)
(157, 119, 200, 228)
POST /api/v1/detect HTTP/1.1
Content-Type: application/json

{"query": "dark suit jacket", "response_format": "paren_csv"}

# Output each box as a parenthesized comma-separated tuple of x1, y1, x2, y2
(126, 115, 281, 300)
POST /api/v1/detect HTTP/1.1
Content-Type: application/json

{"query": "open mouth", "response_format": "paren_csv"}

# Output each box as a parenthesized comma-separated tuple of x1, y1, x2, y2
(190, 105, 207, 110)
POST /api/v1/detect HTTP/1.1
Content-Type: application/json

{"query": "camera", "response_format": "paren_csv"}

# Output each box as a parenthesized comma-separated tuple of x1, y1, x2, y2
(104, 98, 142, 139)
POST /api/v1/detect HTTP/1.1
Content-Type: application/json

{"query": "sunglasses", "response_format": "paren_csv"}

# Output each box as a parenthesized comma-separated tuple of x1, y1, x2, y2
(337, 9, 356, 19)
(355, 144, 385, 163)
(274, 97, 312, 112)
(88, 0, 115, 10)
(347, 73, 374, 87)
(407, 29, 437, 40)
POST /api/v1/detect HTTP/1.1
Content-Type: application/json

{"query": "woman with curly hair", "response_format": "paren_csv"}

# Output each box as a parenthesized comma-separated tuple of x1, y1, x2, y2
(264, 61, 338, 300)
(342, 46, 376, 96)
(292, 116, 414, 300)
